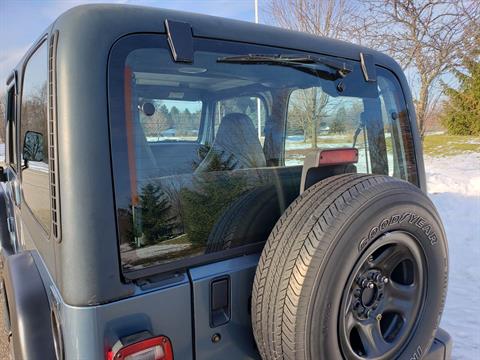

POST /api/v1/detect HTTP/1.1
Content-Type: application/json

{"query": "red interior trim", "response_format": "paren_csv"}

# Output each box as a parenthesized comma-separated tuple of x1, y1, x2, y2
(124, 66, 138, 205)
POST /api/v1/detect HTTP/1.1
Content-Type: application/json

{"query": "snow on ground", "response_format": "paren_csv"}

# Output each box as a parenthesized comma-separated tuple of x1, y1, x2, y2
(0, 141, 478, 357)
(426, 153, 480, 359)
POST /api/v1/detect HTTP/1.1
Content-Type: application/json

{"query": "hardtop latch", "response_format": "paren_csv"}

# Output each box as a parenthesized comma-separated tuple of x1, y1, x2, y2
(165, 19, 194, 63)
(360, 52, 377, 82)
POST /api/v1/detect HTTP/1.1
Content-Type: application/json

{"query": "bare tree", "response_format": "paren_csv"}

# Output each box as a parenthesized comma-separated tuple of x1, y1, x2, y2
(289, 88, 329, 147)
(0, 91, 6, 144)
(356, 0, 480, 137)
(265, 0, 357, 39)
(266, 0, 357, 147)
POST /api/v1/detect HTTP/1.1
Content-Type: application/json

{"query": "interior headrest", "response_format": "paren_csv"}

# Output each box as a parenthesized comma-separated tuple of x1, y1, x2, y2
(195, 112, 266, 172)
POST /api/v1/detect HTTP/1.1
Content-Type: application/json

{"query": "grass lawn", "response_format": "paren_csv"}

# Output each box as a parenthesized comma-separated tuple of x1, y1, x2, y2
(422, 134, 480, 157)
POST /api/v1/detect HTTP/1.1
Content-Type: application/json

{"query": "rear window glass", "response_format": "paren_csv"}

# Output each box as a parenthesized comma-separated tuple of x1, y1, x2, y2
(109, 35, 417, 274)
(139, 99, 202, 142)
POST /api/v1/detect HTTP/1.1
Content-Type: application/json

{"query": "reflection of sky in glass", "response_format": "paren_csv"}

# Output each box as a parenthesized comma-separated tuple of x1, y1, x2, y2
(22, 41, 48, 100)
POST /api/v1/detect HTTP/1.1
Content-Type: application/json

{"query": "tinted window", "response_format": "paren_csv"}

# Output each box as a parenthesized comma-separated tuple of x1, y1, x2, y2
(139, 99, 202, 142)
(377, 69, 417, 181)
(286, 89, 366, 167)
(20, 41, 50, 233)
(109, 35, 417, 274)
(6, 86, 17, 166)
(285, 70, 416, 182)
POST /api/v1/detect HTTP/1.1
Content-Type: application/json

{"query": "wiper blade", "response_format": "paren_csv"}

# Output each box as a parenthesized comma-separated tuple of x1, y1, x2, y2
(217, 54, 353, 80)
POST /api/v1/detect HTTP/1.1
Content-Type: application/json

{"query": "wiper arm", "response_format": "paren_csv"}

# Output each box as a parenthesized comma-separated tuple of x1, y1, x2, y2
(217, 54, 353, 80)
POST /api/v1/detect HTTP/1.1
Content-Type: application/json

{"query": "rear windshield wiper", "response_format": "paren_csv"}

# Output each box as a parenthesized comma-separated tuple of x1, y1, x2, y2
(217, 54, 353, 81)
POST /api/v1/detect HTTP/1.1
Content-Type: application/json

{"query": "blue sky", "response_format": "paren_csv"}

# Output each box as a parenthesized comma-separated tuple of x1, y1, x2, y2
(0, 0, 456, 98)
(0, 0, 258, 83)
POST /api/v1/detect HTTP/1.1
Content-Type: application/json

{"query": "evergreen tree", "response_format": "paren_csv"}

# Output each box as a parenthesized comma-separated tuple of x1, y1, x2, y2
(139, 183, 174, 245)
(180, 173, 247, 245)
(441, 52, 480, 136)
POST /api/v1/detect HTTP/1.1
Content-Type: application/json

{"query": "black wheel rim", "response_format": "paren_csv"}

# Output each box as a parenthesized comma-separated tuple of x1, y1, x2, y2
(339, 231, 426, 360)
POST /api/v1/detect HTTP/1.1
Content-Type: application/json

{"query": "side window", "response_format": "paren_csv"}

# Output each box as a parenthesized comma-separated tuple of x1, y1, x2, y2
(20, 41, 50, 233)
(285, 73, 417, 183)
(6, 86, 17, 167)
(286, 89, 368, 168)
(139, 99, 202, 142)
(377, 70, 417, 182)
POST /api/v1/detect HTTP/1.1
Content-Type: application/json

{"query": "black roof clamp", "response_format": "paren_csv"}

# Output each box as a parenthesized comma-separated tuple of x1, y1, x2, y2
(165, 19, 194, 63)
(360, 53, 377, 83)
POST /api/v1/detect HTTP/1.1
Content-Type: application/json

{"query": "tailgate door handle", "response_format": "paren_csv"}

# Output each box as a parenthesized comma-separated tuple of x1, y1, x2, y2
(210, 277, 230, 327)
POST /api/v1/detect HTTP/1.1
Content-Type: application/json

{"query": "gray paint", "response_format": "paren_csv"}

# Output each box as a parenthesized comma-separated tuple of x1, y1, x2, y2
(6, 3, 427, 306)
(33, 251, 193, 360)
(189, 254, 260, 360)
(0, 4, 440, 359)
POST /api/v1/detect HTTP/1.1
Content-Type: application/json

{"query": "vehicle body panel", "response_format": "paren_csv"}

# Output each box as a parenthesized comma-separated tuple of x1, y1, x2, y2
(0, 4, 443, 360)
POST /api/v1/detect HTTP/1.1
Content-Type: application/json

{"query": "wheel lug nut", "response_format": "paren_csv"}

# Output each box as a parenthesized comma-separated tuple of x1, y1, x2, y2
(376, 313, 382, 321)
(381, 276, 389, 284)
(367, 282, 374, 289)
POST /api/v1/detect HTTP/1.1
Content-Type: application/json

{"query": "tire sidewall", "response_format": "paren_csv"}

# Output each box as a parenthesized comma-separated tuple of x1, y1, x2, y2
(306, 189, 448, 360)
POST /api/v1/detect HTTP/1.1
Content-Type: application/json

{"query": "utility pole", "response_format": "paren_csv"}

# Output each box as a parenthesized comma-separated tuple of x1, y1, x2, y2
(255, 0, 262, 140)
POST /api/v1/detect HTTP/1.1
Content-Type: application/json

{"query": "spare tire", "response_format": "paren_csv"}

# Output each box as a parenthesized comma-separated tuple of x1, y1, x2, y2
(252, 174, 448, 360)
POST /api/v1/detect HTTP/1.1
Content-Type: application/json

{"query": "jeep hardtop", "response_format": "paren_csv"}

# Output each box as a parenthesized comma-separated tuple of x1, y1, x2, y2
(1, 4, 451, 360)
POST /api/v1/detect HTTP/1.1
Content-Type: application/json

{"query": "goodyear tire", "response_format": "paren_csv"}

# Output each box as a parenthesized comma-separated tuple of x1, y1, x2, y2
(252, 174, 448, 360)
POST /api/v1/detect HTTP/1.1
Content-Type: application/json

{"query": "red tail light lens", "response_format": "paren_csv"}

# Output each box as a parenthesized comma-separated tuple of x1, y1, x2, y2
(107, 335, 173, 360)
(318, 148, 358, 166)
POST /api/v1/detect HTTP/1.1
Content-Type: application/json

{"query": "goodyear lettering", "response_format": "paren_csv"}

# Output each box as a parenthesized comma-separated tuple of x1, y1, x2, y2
(422, 224, 432, 236)
(379, 218, 390, 231)
(369, 226, 379, 240)
(408, 213, 419, 224)
(359, 212, 438, 251)
(400, 212, 411, 223)
(409, 345, 423, 360)
(390, 214, 401, 225)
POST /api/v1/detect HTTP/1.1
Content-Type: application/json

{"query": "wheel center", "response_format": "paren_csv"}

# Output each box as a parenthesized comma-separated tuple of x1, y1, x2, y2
(361, 286, 377, 307)
(352, 269, 388, 319)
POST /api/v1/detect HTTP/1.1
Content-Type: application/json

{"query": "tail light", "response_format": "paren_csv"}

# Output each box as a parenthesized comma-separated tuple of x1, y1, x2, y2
(317, 148, 358, 166)
(107, 333, 173, 360)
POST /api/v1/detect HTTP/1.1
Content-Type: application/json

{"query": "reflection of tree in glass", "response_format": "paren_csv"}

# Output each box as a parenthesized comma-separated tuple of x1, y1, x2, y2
(23, 132, 44, 161)
(192, 144, 239, 172)
(21, 83, 48, 158)
(182, 148, 248, 246)
(138, 183, 176, 246)
(288, 88, 329, 147)
(180, 172, 248, 246)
